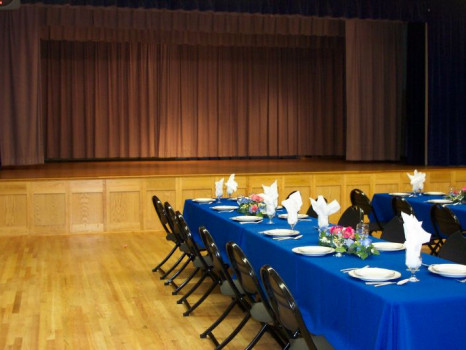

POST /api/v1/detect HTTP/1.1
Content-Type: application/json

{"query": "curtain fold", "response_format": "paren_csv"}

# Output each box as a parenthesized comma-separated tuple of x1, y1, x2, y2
(345, 19, 405, 161)
(0, 7, 44, 166)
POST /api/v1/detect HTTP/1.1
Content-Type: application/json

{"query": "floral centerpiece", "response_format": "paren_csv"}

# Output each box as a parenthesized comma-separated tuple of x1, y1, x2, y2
(237, 194, 266, 216)
(319, 226, 379, 260)
(446, 187, 466, 204)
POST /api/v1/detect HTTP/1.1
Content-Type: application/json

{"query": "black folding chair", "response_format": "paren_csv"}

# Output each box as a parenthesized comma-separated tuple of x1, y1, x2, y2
(391, 196, 415, 217)
(438, 231, 466, 265)
(380, 216, 406, 244)
(198, 227, 251, 350)
(350, 189, 385, 234)
(430, 204, 465, 255)
(337, 205, 364, 229)
(260, 265, 333, 350)
(226, 242, 287, 349)
(306, 197, 328, 219)
(175, 213, 219, 315)
(151, 195, 181, 274)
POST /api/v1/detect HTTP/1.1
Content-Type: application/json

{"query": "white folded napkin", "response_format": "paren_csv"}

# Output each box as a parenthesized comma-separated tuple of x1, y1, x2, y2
(262, 180, 279, 208)
(261, 193, 276, 216)
(407, 169, 426, 192)
(401, 212, 431, 268)
(215, 178, 224, 198)
(311, 195, 341, 228)
(281, 191, 302, 227)
(226, 174, 238, 196)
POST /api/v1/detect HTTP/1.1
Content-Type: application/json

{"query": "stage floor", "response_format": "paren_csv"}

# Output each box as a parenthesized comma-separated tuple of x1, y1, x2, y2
(0, 158, 433, 180)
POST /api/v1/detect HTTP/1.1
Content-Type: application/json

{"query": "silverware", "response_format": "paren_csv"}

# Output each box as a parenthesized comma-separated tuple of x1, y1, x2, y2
(240, 220, 263, 224)
(367, 278, 410, 287)
(457, 278, 466, 283)
(340, 265, 369, 273)
(273, 235, 303, 241)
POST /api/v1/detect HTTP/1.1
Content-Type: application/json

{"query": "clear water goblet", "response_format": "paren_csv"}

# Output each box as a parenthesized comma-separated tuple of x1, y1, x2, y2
(405, 252, 422, 282)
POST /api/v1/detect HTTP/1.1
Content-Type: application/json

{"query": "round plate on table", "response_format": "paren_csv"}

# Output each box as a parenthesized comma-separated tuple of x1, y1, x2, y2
(426, 199, 453, 204)
(262, 229, 300, 237)
(423, 191, 446, 196)
(388, 192, 410, 197)
(349, 268, 401, 282)
(193, 198, 215, 203)
(278, 213, 309, 220)
(372, 242, 405, 252)
(428, 264, 466, 278)
(231, 216, 263, 222)
(211, 205, 239, 211)
(292, 246, 335, 256)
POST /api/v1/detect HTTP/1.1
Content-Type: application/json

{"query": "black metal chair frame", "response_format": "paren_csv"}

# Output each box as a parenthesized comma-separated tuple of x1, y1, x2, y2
(430, 204, 464, 255)
(391, 196, 415, 217)
(350, 189, 385, 234)
(438, 231, 466, 265)
(226, 242, 287, 349)
(260, 265, 318, 350)
(337, 205, 364, 229)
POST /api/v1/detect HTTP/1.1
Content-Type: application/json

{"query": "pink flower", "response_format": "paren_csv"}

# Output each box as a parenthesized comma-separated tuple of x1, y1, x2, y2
(342, 227, 355, 239)
(250, 194, 264, 202)
(462, 187, 466, 192)
(250, 204, 259, 213)
(329, 226, 343, 235)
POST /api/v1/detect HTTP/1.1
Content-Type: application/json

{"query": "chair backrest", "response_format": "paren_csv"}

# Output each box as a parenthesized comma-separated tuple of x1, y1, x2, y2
(152, 195, 172, 234)
(226, 241, 269, 305)
(380, 216, 406, 243)
(438, 231, 466, 265)
(306, 197, 327, 218)
(164, 202, 185, 245)
(260, 265, 317, 350)
(430, 204, 462, 238)
(391, 196, 415, 217)
(199, 226, 243, 297)
(350, 189, 373, 216)
(337, 205, 364, 229)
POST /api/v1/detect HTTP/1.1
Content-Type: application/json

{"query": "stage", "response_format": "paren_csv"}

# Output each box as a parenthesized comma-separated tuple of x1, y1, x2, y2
(0, 158, 464, 236)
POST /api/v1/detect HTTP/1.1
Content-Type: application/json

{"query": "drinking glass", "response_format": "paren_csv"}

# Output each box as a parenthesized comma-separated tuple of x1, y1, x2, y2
(356, 222, 369, 240)
(333, 236, 344, 258)
(266, 207, 276, 225)
(405, 251, 422, 282)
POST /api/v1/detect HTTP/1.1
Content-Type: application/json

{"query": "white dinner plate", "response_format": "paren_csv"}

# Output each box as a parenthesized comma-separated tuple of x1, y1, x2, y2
(211, 205, 239, 211)
(428, 264, 466, 278)
(278, 213, 309, 220)
(388, 192, 410, 197)
(231, 216, 263, 222)
(423, 191, 446, 196)
(193, 198, 215, 203)
(372, 242, 405, 252)
(426, 199, 453, 204)
(262, 229, 300, 237)
(292, 246, 335, 256)
(349, 268, 401, 282)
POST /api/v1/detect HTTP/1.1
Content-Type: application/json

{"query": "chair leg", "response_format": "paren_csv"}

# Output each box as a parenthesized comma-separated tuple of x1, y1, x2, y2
(183, 278, 218, 317)
(200, 299, 239, 338)
(245, 323, 268, 350)
(177, 270, 209, 304)
(160, 252, 187, 280)
(164, 255, 193, 286)
(172, 267, 200, 295)
(152, 244, 178, 272)
(215, 313, 251, 350)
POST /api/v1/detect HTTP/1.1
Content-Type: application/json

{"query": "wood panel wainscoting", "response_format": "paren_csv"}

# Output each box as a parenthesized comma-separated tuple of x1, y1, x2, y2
(0, 162, 465, 236)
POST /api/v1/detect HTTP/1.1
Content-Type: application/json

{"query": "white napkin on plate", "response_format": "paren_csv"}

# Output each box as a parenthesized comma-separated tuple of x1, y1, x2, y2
(226, 174, 238, 196)
(401, 212, 431, 268)
(407, 169, 426, 192)
(215, 178, 224, 198)
(311, 195, 341, 228)
(281, 191, 302, 227)
(262, 180, 279, 208)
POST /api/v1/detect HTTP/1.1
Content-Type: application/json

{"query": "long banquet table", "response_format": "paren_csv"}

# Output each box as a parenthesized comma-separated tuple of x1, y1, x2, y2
(371, 193, 466, 234)
(183, 199, 466, 350)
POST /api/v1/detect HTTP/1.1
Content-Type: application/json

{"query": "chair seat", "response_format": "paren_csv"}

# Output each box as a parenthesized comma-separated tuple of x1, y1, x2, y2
(193, 255, 212, 268)
(290, 335, 334, 350)
(220, 279, 244, 296)
(250, 301, 273, 323)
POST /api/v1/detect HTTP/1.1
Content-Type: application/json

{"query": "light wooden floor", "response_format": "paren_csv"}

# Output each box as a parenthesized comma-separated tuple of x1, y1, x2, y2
(0, 232, 281, 350)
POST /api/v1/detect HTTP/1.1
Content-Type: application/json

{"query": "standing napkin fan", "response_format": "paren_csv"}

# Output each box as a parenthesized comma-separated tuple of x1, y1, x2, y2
(401, 212, 431, 282)
(281, 191, 302, 230)
(262, 180, 279, 208)
(311, 195, 341, 228)
(407, 169, 426, 194)
(226, 174, 238, 197)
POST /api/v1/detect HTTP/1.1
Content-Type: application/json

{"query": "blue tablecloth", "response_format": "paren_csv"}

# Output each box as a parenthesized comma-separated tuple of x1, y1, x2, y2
(371, 193, 466, 234)
(183, 199, 466, 350)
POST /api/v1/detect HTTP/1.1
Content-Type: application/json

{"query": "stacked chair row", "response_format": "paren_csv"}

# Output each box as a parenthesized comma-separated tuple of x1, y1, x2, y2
(151, 195, 333, 350)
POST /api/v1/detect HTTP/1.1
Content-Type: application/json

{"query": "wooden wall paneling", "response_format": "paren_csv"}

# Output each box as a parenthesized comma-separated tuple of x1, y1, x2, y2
(70, 180, 105, 233)
(180, 176, 215, 208)
(0, 182, 29, 235)
(30, 181, 68, 234)
(143, 177, 177, 231)
(247, 175, 283, 199)
(454, 169, 466, 184)
(106, 179, 142, 232)
(283, 175, 312, 211)
(373, 172, 404, 194)
(426, 170, 453, 192)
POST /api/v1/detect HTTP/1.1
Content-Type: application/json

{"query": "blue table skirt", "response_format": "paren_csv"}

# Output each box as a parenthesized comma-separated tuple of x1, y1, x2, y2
(183, 199, 466, 350)
(371, 193, 466, 234)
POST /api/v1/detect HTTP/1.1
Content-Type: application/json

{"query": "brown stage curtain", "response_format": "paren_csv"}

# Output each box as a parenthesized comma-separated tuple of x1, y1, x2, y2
(345, 19, 405, 161)
(42, 40, 346, 159)
(0, 6, 44, 166)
